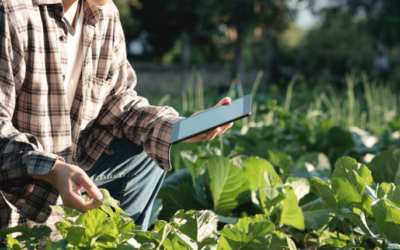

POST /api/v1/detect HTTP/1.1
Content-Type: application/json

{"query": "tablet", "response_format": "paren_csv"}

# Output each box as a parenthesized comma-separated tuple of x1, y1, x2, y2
(170, 94, 252, 144)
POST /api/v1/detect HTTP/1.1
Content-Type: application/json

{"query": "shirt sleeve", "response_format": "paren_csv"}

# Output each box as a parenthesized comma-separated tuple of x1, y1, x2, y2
(91, 17, 184, 171)
(0, 3, 61, 223)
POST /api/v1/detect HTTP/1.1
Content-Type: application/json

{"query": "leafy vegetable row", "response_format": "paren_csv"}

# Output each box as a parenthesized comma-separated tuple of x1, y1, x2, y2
(0, 189, 297, 249)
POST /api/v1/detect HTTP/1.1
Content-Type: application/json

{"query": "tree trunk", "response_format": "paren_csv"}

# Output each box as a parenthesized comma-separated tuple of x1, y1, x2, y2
(265, 33, 276, 87)
(234, 27, 245, 83)
(182, 32, 191, 67)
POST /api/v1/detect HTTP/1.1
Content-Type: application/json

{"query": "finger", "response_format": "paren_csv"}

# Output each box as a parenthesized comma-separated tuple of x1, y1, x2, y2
(76, 173, 103, 200)
(217, 123, 233, 135)
(217, 125, 230, 136)
(183, 132, 206, 143)
(67, 191, 102, 212)
(214, 97, 231, 107)
(205, 127, 220, 141)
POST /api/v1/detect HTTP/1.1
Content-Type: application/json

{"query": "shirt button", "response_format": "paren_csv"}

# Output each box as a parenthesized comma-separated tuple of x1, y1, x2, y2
(60, 35, 67, 41)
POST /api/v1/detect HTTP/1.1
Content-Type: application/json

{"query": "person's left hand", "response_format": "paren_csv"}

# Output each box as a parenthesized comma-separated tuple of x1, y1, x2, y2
(184, 97, 233, 143)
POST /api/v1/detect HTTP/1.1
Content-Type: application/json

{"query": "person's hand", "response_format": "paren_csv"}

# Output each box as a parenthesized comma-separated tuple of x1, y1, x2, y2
(184, 97, 234, 143)
(29, 160, 103, 212)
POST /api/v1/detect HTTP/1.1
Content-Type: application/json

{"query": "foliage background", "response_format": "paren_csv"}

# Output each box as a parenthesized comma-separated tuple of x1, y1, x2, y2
(115, 0, 400, 87)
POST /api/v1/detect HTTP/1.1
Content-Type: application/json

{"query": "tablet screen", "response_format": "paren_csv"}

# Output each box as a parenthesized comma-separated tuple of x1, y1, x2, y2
(176, 96, 248, 141)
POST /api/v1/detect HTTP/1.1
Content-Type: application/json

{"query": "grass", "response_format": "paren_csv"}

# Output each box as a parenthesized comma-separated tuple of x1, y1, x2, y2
(151, 70, 400, 134)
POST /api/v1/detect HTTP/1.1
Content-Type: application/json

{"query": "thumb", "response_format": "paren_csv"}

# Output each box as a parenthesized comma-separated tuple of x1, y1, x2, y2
(215, 97, 231, 107)
(79, 174, 103, 200)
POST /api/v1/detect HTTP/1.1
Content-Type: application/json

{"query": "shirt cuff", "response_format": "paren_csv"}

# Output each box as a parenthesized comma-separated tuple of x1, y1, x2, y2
(26, 150, 64, 176)
(150, 115, 185, 171)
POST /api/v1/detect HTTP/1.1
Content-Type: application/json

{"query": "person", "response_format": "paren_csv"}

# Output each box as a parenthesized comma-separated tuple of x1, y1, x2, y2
(0, 0, 232, 243)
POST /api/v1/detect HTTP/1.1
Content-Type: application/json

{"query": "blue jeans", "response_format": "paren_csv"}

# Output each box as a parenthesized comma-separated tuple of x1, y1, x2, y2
(84, 139, 166, 230)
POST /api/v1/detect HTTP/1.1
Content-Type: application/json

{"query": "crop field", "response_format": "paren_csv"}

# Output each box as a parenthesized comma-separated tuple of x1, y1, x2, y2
(2, 73, 400, 249)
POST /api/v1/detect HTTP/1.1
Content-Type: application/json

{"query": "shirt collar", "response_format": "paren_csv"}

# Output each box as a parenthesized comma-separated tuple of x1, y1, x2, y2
(33, 0, 111, 27)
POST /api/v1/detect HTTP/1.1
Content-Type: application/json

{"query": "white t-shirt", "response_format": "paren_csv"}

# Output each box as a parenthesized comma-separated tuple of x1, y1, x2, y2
(63, 2, 84, 110)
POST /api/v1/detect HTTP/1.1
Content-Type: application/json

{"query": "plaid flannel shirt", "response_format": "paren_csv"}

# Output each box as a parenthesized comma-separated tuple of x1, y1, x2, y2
(0, 0, 183, 241)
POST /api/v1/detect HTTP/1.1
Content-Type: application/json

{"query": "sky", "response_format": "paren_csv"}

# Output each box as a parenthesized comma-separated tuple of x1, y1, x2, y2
(294, 0, 333, 29)
(295, 7, 319, 29)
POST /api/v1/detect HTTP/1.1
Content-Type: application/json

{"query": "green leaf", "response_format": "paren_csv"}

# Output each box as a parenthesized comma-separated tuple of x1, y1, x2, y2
(157, 223, 175, 249)
(268, 151, 293, 174)
(55, 222, 69, 238)
(287, 237, 297, 250)
(139, 242, 156, 250)
(208, 156, 250, 215)
(119, 233, 136, 243)
(54, 239, 69, 250)
(30, 225, 52, 241)
(93, 189, 130, 215)
(117, 242, 138, 250)
(181, 151, 208, 207)
(388, 184, 400, 208)
(157, 184, 206, 220)
(261, 187, 287, 210)
(331, 157, 372, 209)
(80, 209, 118, 237)
(285, 177, 310, 201)
(280, 186, 305, 230)
(101, 205, 115, 217)
(268, 233, 297, 250)
(219, 220, 274, 250)
(15, 235, 33, 249)
(311, 177, 338, 211)
(378, 183, 392, 198)
(161, 233, 187, 250)
(291, 153, 332, 180)
(113, 216, 136, 234)
(244, 157, 282, 191)
(233, 214, 269, 232)
(65, 227, 88, 246)
(218, 215, 239, 225)
(365, 185, 377, 201)
(317, 244, 340, 250)
(383, 242, 400, 250)
(368, 149, 400, 184)
(50, 205, 67, 216)
(343, 211, 376, 239)
(0, 226, 30, 237)
(64, 207, 81, 217)
(371, 199, 400, 243)
(96, 233, 117, 244)
(229, 155, 249, 170)
(362, 193, 374, 219)
(161, 168, 192, 189)
(135, 231, 160, 246)
(171, 210, 219, 250)
(301, 198, 331, 230)
(154, 221, 168, 232)
(51, 205, 81, 218)
(92, 190, 128, 216)
(6, 235, 21, 250)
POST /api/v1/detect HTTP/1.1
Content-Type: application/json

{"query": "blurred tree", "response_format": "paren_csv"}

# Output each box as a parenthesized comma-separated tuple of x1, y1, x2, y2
(208, 0, 294, 81)
(113, 0, 140, 42)
(124, 0, 314, 85)
(128, 0, 203, 62)
(332, 0, 400, 47)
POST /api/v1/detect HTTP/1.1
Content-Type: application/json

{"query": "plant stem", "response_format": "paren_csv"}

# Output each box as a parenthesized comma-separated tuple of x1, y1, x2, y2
(259, 188, 269, 215)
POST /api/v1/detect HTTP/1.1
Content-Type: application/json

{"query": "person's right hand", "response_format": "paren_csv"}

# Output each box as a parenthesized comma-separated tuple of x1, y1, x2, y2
(30, 160, 103, 212)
